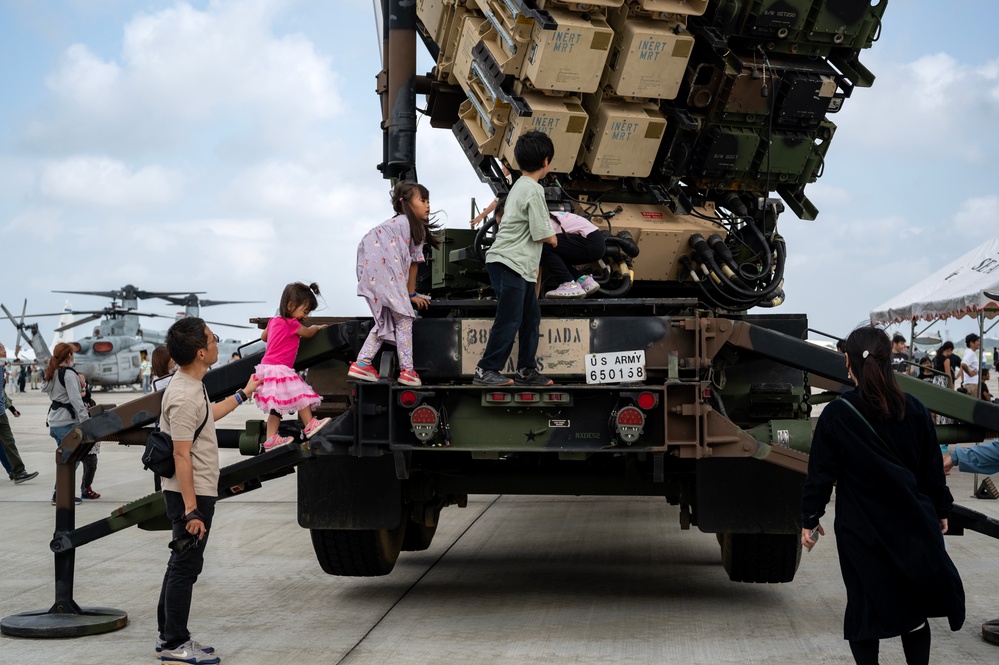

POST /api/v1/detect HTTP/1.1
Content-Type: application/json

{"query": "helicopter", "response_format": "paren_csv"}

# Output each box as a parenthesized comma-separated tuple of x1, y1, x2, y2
(2, 285, 263, 389)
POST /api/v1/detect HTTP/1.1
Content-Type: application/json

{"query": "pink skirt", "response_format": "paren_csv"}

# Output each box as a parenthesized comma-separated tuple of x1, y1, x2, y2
(253, 363, 322, 416)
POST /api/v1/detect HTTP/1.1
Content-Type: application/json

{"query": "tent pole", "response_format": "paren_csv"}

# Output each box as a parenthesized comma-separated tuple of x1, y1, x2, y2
(910, 320, 915, 362)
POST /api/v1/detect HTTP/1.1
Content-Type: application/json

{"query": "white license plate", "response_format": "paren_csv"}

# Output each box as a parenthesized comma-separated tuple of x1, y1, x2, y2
(584, 350, 646, 385)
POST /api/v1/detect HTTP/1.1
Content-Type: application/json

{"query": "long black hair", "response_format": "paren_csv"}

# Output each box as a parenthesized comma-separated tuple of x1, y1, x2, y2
(933, 340, 955, 373)
(391, 180, 441, 249)
(844, 326, 906, 421)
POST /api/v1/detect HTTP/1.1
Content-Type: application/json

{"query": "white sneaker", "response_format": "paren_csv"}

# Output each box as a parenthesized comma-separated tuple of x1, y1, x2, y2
(156, 638, 215, 655)
(577, 275, 601, 296)
(159, 639, 220, 664)
(545, 281, 586, 299)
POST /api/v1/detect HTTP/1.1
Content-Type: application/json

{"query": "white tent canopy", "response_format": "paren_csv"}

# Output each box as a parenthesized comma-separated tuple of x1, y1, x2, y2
(870, 237, 999, 324)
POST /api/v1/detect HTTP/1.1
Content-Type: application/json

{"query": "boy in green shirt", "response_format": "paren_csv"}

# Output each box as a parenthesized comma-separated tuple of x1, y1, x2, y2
(474, 130, 558, 386)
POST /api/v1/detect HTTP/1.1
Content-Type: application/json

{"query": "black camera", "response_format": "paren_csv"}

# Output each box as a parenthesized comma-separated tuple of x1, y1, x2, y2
(168, 532, 202, 554)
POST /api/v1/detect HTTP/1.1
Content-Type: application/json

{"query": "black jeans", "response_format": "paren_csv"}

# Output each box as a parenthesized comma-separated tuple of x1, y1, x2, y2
(81, 453, 98, 488)
(157, 491, 217, 649)
(539, 231, 606, 284)
(478, 262, 541, 373)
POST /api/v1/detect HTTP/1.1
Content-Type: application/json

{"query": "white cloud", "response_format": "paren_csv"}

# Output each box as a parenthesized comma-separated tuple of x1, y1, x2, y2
(38, 156, 183, 209)
(950, 195, 999, 236)
(29, 0, 342, 155)
(832, 52, 999, 162)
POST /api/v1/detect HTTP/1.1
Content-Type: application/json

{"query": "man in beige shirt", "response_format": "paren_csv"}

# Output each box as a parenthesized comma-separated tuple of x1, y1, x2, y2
(156, 318, 260, 664)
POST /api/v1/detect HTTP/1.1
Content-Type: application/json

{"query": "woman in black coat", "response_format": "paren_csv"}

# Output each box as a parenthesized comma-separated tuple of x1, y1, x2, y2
(801, 326, 964, 665)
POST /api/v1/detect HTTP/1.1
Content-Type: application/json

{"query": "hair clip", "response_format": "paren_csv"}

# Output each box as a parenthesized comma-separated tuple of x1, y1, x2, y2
(862, 350, 870, 359)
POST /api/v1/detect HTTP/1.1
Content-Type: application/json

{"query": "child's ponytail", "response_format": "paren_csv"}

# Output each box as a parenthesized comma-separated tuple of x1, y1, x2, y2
(280, 281, 321, 318)
(391, 180, 441, 250)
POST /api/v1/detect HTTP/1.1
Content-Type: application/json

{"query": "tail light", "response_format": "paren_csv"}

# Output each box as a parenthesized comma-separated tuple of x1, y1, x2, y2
(410, 405, 439, 442)
(398, 390, 419, 408)
(615, 406, 645, 443)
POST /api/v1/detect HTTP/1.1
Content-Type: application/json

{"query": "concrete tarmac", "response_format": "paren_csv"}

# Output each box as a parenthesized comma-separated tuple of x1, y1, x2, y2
(2, 387, 999, 664)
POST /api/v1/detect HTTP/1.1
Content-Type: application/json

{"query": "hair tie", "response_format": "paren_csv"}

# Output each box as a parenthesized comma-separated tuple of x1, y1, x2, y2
(862, 350, 870, 359)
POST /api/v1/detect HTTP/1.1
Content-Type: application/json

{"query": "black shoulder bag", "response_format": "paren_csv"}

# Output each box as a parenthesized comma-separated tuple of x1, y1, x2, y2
(142, 388, 210, 478)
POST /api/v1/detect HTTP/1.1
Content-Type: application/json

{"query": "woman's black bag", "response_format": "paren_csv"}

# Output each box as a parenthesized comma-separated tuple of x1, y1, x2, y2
(142, 390, 209, 478)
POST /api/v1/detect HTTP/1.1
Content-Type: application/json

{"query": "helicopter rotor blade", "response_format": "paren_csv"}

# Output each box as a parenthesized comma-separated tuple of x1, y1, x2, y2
(1, 303, 35, 348)
(197, 299, 265, 308)
(54, 313, 103, 333)
(202, 319, 254, 330)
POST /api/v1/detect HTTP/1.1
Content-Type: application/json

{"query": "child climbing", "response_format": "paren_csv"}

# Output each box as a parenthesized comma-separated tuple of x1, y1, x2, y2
(349, 180, 441, 387)
(254, 282, 331, 451)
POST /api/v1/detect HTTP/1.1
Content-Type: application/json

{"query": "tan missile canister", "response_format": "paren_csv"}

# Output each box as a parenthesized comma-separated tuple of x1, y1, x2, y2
(499, 93, 588, 173)
(605, 13, 694, 99)
(582, 101, 666, 177)
(521, 8, 614, 94)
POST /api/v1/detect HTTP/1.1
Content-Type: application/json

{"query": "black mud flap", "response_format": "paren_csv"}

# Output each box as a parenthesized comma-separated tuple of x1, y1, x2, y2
(297, 454, 401, 530)
(695, 457, 804, 534)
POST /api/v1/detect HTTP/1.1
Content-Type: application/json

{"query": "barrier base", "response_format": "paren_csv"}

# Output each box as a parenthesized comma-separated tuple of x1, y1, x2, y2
(1, 607, 128, 638)
(984, 618, 999, 646)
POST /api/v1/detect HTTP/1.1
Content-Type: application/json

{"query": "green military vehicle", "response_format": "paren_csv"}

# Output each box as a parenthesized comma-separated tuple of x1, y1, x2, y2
(297, 0, 902, 582)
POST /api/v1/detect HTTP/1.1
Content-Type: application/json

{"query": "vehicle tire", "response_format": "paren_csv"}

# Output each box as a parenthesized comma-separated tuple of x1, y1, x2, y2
(401, 520, 437, 552)
(310, 520, 406, 577)
(720, 532, 801, 583)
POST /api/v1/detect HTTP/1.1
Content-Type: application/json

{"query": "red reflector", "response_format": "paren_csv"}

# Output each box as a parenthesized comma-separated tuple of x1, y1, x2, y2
(637, 392, 657, 410)
(543, 392, 569, 403)
(93, 341, 113, 353)
(617, 406, 644, 426)
(399, 390, 418, 408)
(516, 393, 539, 402)
(411, 406, 437, 425)
(703, 388, 712, 398)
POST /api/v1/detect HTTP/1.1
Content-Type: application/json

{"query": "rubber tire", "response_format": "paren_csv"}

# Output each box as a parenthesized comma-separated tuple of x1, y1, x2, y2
(720, 532, 801, 583)
(310, 521, 406, 577)
(401, 520, 437, 552)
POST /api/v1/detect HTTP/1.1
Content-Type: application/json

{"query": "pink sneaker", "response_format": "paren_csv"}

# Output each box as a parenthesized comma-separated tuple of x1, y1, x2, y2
(262, 434, 294, 452)
(545, 281, 586, 299)
(348, 361, 379, 382)
(303, 417, 331, 439)
(398, 369, 422, 387)
(578, 275, 600, 296)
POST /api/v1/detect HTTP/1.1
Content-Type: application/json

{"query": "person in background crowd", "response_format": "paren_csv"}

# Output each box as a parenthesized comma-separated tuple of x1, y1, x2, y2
(0, 342, 39, 485)
(961, 333, 981, 398)
(932, 341, 955, 389)
(891, 333, 912, 375)
(140, 350, 153, 393)
(151, 345, 177, 392)
(917, 356, 934, 382)
(42, 342, 87, 505)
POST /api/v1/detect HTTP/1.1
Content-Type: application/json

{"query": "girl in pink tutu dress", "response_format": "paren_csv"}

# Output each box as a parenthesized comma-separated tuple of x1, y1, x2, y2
(348, 180, 441, 387)
(255, 282, 331, 451)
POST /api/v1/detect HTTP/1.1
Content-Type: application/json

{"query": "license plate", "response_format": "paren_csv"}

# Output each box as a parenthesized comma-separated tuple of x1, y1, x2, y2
(584, 350, 646, 385)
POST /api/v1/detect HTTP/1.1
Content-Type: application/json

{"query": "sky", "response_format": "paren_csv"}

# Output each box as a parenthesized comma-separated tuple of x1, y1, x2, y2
(0, 0, 997, 357)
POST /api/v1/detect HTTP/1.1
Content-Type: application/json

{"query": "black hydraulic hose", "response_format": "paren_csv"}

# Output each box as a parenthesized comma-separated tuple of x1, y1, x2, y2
(607, 231, 640, 258)
(719, 191, 750, 219)
(706, 234, 743, 282)
(741, 216, 773, 275)
(688, 234, 787, 308)
(704, 247, 775, 300)
(680, 256, 753, 310)
(597, 256, 634, 297)
(473, 215, 498, 263)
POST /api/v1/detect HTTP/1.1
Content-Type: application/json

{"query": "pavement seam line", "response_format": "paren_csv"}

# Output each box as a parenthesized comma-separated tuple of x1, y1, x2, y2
(334, 494, 504, 664)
